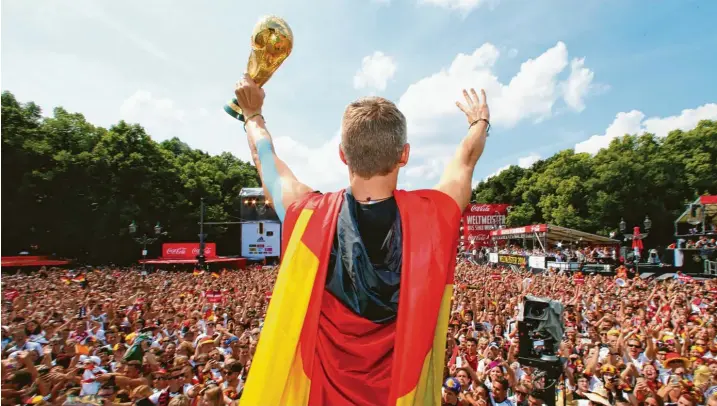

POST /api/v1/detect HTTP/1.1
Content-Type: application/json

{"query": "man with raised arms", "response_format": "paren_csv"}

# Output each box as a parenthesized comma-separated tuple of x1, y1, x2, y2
(234, 73, 490, 406)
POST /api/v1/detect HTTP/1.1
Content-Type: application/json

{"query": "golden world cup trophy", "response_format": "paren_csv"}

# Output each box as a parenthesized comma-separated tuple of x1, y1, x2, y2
(224, 16, 294, 121)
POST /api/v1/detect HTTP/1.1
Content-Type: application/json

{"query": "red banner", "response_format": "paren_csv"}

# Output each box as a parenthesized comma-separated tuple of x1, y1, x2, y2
(162, 243, 217, 259)
(205, 290, 223, 303)
(462, 204, 511, 247)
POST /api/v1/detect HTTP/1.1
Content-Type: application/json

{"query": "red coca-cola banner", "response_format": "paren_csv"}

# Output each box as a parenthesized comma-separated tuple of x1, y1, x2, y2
(162, 243, 217, 259)
(462, 204, 511, 247)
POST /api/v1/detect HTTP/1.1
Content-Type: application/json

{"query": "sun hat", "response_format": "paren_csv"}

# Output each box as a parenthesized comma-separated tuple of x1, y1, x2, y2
(662, 352, 691, 368)
(584, 387, 610, 406)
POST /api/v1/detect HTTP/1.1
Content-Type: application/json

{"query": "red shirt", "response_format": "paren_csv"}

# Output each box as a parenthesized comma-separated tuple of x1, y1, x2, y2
(4, 289, 20, 302)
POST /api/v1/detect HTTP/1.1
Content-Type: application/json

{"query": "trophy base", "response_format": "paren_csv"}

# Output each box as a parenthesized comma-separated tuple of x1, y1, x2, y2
(224, 98, 245, 122)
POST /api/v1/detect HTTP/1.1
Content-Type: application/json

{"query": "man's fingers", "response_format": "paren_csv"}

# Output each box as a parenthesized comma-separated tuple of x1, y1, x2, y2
(244, 73, 257, 87)
(470, 88, 480, 105)
(456, 101, 469, 114)
(481, 89, 487, 105)
(462, 89, 473, 107)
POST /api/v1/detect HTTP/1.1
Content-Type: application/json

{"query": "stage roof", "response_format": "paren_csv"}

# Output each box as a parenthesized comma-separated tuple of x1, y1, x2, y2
(675, 195, 717, 228)
(490, 224, 618, 245)
(239, 188, 264, 197)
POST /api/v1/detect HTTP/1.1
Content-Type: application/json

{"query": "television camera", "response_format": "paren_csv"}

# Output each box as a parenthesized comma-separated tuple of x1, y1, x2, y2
(517, 295, 565, 406)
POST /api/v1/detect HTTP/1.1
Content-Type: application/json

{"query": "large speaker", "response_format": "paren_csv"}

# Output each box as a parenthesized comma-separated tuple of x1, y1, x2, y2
(240, 188, 280, 222)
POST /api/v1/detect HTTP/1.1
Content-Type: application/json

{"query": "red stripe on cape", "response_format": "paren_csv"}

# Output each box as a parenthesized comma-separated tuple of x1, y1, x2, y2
(287, 190, 460, 405)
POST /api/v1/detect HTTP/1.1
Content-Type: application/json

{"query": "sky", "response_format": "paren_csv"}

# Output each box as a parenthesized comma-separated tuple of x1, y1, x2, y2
(2, 0, 716, 192)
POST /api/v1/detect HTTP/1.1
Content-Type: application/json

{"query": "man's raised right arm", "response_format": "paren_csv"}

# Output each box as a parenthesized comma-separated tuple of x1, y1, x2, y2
(434, 88, 490, 212)
(236, 75, 313, 222)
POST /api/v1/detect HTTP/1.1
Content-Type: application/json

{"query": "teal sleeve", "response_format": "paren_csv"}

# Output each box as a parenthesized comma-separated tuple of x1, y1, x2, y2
(255, 138, 286, 223)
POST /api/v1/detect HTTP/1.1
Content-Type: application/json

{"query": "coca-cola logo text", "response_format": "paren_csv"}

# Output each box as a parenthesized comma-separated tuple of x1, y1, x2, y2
(191, 248, 213, 255)
(162, 243, 217, 259)
(166, 248, 187, 255)
(470, 204, 492, 212)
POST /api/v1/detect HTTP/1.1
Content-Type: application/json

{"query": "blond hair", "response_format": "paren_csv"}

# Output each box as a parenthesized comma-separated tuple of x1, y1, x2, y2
(341, 97, 407, 178)
(202, 386, 224, 406)
(168, 395, 191, 406)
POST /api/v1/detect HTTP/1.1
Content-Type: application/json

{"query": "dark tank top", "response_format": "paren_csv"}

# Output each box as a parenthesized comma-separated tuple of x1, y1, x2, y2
(355, 197, 398, 264)
(324, 191, 402, 323)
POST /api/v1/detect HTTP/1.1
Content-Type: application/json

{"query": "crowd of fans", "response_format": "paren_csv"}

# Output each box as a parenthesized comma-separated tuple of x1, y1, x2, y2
(2, 263, 716, 406)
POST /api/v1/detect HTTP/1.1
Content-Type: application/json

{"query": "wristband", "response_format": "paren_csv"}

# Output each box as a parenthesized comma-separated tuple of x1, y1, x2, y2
(243, 113, 264, 132)
(469, 118, 490, 136)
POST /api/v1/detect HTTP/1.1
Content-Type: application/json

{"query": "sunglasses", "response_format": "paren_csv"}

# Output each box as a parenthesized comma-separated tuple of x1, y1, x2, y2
(628, 344, 641, 348)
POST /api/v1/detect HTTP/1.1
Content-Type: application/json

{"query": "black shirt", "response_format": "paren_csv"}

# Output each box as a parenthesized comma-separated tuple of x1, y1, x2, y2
(324, 192, 402, 323)
(354, 198, 398, 265)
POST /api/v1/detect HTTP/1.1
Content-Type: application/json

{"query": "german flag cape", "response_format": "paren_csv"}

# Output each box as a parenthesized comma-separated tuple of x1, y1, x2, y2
(242, 189, 460, 405)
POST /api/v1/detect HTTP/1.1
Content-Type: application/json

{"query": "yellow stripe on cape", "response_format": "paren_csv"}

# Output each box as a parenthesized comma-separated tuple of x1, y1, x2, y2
(396, 284, 453, 405)
(241, 209, 318, 405)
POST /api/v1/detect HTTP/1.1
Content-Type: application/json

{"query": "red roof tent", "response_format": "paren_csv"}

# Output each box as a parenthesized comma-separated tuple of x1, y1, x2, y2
(490, 224, 619, 245)
(1, 256, 72, 267)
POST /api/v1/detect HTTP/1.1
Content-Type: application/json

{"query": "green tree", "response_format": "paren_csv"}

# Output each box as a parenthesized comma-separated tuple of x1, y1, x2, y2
(1, 91, 259, 264)
(471, 120, 717, 248)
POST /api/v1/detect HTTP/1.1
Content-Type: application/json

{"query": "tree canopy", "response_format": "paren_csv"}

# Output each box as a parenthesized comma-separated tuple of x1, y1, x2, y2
(3, 91, 716, 262)
(2, 91, 260, 264)
(473, 119, 717, 248)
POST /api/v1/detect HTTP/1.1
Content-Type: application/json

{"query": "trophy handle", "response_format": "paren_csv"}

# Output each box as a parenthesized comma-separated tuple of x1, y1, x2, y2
(224, 98, 245, 122)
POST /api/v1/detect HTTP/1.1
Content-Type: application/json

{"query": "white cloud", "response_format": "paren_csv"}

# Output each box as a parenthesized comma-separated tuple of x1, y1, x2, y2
(484, 164, 511, 181)
(517, 153, 541, 168)
(419, 0, 494, 13)
(574, 103, 717, 154)
(562, 58, 594, 112)
(120, 91, 186, 125)
(119, 91, 348, 192)
(119, 90, 252, 159)
(397, 41, 595, 137)
(353, 51, 397, 92)
(396, 42, 592, 189)
(120, 91, 352, 192)
(482, 153, 541, 181)
(404, 156, 450, 181)
(272, 134, 348, 192)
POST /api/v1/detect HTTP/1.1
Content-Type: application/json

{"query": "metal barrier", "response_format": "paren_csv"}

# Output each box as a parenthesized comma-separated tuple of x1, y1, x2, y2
(706, 260, 717, 276)
(546, 261, 582, 271)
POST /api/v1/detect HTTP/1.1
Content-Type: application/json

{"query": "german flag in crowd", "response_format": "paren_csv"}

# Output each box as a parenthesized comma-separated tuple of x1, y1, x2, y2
(210, 272, 220, 279)
(241, 190, 460, 405)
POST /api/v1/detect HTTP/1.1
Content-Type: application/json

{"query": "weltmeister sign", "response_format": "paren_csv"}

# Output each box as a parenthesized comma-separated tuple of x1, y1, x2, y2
(462, 204, 510, 247)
